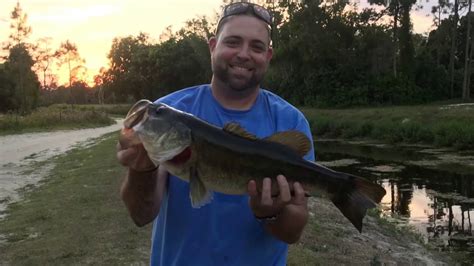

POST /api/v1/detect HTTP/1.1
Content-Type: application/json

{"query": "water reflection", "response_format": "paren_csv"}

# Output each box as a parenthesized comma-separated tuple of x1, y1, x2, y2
(315, 140, 474, 251)
(382, 180, 473, 249)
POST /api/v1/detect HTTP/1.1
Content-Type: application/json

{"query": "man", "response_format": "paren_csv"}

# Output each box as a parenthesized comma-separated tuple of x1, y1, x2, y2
(117, 2, 315, 265)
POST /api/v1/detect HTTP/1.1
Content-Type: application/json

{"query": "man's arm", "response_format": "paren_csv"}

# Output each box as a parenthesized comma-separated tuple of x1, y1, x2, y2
(117, 143, 167, 226)
(120, 166, 167, 226)
(248, 176, 309, 244)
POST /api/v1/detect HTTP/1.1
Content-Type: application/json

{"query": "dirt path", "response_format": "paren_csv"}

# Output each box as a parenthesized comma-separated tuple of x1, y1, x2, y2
(0, 120, 123, 217)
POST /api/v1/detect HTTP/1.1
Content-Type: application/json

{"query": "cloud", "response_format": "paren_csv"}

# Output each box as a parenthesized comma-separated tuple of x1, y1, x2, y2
(29, 4, 123, 24)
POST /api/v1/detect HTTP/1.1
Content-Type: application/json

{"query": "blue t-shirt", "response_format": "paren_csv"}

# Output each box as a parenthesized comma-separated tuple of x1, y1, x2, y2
(150, 84, 315, 266)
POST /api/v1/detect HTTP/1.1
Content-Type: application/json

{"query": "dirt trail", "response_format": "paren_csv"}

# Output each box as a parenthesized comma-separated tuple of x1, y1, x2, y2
(0, 120, 123, 217)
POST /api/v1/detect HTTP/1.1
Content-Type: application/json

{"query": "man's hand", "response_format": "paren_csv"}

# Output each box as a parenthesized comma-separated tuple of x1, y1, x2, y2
(248, 175, 307, 218)
(116, 141, 156, 172)
(247, 175, 309, 244)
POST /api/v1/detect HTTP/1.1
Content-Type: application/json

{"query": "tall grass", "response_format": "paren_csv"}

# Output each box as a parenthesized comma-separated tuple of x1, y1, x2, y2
(302, 104, 474, 149)
(73, 104, 132, 116)
(0, 104, 119, 135)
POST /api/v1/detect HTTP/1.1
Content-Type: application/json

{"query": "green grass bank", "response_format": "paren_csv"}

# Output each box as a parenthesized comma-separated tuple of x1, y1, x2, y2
(302, 103, 474, 149)
(0, 104, 131, 135)
(0, 133, 152, 264)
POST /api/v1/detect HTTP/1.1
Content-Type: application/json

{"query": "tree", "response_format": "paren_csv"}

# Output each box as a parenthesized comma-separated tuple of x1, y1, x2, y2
(180, 16, 214, 40)
(448, 0, 460, 98)
(54, 40, 85, 88)
(462, 0, 473, 101)
(0, 63, 16, 112)
(103, 34, 151, 101)
(398, 0, 416, 77)
(33, 37, 55, 89)
(92, 0, 464, 107)
(153, 33, 211, 97)
(0, 1, 38, 113)
(6, 1, 32, 50)
(369, 0, 402, 77)
(54, 40, 85, 105)
(432, 0, 452, 28)
(93, 67, 107, 104)
(101, 18, 212, 103)
(368, 0, 417, 78)
(431, 0, 453, 65)
(4, 44, 40, 113)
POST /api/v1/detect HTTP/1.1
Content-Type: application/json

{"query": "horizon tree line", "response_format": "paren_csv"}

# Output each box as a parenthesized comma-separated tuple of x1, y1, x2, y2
(0, 0, 473, 114)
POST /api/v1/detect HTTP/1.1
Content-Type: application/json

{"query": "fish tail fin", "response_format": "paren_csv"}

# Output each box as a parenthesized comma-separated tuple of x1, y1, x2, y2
(330, 174, 386, 233)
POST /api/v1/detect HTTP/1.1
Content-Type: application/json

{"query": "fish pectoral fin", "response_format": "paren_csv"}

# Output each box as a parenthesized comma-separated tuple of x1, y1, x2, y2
(223, 122, 257, 140)
(189, 166, 213, 208)
(264, 131, 311, 157)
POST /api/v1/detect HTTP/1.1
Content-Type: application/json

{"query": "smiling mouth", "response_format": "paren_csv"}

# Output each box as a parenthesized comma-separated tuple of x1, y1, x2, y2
(230, 64, 253, 72)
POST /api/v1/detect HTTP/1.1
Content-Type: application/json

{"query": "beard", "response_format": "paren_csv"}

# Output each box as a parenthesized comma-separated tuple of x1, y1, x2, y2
(212, 60, 265, 92)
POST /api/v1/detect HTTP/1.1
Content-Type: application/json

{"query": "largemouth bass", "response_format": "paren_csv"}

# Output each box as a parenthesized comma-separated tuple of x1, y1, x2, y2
(120, 99, 386, 232)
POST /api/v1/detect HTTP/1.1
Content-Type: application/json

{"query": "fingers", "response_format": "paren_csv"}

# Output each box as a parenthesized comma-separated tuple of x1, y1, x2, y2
(248, 180, 258, 197)
(276, 175, 291, 204)
(116, 142, 152, 169)
(292, 182, 307, 205)
(117, 144, 138, 166)
(248, 180, 259, 207)
(260, 177, 273, 206)
(248, 178, 274, 218)
(248, 175, 307, 219)
(247, 178, 273, 208)
(249, 176, 293, 205)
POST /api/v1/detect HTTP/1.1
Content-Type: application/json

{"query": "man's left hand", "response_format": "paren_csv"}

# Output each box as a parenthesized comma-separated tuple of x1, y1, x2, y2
(248, 175, 307, 219)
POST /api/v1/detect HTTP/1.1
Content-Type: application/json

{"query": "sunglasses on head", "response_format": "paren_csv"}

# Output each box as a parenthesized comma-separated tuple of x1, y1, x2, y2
(218, 2, 273, 27)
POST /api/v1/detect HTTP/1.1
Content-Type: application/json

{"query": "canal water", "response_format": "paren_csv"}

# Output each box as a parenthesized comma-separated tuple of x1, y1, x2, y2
(314, 140, 474, 251)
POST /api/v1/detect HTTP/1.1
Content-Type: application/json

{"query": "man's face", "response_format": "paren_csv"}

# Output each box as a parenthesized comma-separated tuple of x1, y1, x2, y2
(209, 15, 273, 93)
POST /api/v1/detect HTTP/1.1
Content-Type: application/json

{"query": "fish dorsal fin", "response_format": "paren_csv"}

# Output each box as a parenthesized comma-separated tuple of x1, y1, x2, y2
(223, 122, 257, 140)
(264, 131, 311, 157)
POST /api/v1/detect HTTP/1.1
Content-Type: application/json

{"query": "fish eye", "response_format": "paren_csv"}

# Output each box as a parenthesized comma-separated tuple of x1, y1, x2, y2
(155, 105, 168, 115)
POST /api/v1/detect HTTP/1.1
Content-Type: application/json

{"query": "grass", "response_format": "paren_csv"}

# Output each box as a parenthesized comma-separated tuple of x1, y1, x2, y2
(0, 133, 151, 265)
(73, 103, 132, 116)
(0, 104, 131, 135)
(302, 103, 474, 150)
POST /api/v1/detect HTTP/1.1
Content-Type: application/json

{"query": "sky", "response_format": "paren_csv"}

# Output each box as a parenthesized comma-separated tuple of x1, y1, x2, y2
(0, 0, 438, 86)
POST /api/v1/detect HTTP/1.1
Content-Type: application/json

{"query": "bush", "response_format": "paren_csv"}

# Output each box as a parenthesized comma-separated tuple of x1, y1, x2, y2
(0, 105, 115, 134)
(303, 104, 474, 150)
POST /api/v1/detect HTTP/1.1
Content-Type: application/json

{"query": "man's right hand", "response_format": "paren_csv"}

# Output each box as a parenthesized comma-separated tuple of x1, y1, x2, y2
(116, 142, 156, 172)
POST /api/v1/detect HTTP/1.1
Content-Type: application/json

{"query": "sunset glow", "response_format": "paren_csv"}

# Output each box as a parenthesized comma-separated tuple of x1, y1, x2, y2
(0, 0, 434, 86)
(0, 0, 223, 85)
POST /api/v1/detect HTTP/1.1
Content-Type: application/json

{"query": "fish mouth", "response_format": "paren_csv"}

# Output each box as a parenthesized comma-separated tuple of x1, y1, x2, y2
(124, 99, 153, 129)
